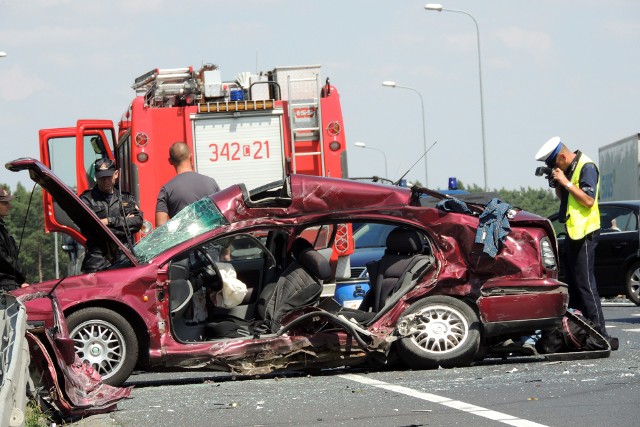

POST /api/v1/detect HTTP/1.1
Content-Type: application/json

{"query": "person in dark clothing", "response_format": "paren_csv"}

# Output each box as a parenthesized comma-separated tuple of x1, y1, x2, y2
(155, 142, 220, 227)
(0, 188, 29, 291)
(535, 136, 618, 350)
(80, 158, 143, 273)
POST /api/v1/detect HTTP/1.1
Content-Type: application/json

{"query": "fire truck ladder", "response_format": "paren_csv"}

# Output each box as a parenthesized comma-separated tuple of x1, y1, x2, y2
(287, 74, 325, 175)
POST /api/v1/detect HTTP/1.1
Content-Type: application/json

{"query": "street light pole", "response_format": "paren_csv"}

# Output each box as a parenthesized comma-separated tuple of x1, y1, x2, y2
(354, 142, 388, 179)
(425, 3, 488, 191)
(382, 81, 429, 187)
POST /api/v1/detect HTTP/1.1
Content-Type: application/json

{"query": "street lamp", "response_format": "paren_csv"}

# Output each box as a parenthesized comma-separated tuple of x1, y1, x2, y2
(382, 81, 429, 187)
(354, 142, 388, 179)
(425, 3, 488, 191)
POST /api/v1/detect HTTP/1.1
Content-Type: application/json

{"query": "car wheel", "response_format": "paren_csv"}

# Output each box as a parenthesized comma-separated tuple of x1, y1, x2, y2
(396, 296, 481, 369)
(625, 261, 640, 306)
(67, 307, 139, 386)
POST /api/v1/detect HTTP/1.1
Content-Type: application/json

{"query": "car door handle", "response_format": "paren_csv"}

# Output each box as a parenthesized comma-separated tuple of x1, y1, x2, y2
(613, 242, 627, 249)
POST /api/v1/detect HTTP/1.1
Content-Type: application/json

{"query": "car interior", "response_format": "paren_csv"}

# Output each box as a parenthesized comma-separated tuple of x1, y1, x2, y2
(166, 222, 436, 343)
(601, 208, 637, 233)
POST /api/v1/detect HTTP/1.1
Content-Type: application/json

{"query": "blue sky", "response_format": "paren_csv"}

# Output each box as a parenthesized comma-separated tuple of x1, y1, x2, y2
(1, 0, 638, 192)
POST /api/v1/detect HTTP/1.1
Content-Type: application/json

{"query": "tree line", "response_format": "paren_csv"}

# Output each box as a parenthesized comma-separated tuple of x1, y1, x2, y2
(1, 181, 560, 284)
(461, 182, 560, 218)
(2, 183, 67, 284)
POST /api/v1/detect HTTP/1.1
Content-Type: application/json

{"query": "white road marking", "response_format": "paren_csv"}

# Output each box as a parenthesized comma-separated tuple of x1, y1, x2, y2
(340, 374, 548, 427)
(622, 328, 640, 332)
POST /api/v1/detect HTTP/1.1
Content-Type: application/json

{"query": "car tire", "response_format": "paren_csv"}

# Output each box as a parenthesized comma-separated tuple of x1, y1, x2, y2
(67, 307, 139, 386)
(625, 261, 640, 306)
(396, 296, 481, 369)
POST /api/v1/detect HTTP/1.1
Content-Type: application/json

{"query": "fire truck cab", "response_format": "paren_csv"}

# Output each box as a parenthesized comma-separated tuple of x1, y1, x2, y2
(39, 64, 349, 243)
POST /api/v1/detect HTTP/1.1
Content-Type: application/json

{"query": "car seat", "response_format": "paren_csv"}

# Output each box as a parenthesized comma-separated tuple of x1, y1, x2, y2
(205, 238, 331, 338)
(169, 260, 208, 342)
(168, 262, 194, 317)
(359, 227, 427, 313)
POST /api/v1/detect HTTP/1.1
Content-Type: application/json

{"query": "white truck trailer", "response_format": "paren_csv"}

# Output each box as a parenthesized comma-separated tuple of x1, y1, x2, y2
(598, 133, 640, 201)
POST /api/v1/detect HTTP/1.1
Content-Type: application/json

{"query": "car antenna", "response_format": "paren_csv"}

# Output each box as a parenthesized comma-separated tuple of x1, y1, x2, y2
(394, 141, 438, 186)
(47, 275, 67, 298)
(16, 183, 38, 255)
(112, 161, 136, 252)
(117, 188, 136, 251)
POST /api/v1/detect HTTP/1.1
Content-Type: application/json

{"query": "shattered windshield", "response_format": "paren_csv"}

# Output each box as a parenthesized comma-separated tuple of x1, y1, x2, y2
(133, 198, 229, 263)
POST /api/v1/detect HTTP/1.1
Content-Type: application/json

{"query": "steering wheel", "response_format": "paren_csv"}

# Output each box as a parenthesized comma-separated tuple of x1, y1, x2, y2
(194, 247, 223, 291)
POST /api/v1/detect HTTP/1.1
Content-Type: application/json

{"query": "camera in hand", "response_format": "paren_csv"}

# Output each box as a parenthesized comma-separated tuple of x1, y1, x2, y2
(535, 166, 553, 177)
(535, 166, 556, 188)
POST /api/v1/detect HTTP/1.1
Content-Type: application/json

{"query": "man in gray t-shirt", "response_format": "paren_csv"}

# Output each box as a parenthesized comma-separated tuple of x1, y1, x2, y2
(156, 142, 223, 323)
(155, 142, 220, 227)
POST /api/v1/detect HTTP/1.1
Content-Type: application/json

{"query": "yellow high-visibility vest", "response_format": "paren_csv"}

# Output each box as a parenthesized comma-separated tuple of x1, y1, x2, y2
(566, 153, 600, 240)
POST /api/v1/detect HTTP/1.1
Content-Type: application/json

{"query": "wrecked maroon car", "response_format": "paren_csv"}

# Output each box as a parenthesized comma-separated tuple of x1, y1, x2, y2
(9, 158, 567, 386)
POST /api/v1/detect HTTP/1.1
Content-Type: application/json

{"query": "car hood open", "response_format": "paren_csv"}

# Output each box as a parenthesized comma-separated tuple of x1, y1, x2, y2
(5, 158, 137, 267)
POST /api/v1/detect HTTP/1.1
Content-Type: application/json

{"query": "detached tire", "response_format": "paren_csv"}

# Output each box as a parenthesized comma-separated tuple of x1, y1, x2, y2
(67, 307, 139, 386)
(396, 296, 480, 369)
(626, 261, 640, 306)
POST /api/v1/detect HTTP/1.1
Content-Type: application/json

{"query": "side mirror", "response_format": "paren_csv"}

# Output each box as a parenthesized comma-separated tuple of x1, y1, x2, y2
(61, 235, 78, 253)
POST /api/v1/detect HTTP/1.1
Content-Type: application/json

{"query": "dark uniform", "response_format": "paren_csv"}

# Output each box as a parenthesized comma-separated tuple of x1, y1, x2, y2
(0, 218, 26, 291)
(80, 159, 143, 272)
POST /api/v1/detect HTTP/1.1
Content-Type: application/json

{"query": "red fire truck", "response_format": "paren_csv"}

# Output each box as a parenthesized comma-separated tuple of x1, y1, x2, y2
(38, 63, 348, 243)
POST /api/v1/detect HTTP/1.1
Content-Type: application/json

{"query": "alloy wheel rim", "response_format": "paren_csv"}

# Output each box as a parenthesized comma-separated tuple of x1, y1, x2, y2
(409, 304, 469, 354)
(70, 319, 126, 380)
(629, 267, 640, 301)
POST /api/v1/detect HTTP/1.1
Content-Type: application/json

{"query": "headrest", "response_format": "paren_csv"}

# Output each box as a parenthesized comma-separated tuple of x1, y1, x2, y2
(298, 250, 332, 281)
(291, 237, 313, 260)
(386, 227, 422, 254)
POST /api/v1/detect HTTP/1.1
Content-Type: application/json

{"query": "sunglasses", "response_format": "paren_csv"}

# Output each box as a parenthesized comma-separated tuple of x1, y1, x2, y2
(96, 159, 115, 168)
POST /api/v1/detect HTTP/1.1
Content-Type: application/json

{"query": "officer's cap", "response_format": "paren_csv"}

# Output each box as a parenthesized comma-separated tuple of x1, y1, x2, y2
(535, 136, 563, 167)
(94, 158, 116, 178)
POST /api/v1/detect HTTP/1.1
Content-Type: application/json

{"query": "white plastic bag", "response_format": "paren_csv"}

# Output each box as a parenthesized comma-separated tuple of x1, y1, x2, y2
(211, 265, 247, 308)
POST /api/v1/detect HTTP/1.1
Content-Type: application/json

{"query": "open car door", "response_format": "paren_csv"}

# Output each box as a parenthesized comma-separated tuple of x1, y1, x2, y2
(38, 120, 116, 243)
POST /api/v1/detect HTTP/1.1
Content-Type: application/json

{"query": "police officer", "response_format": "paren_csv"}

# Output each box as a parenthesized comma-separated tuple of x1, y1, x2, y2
(535, 136, 618, 349)
(80, 158, 143, 273)
(0, 189, 29, 291)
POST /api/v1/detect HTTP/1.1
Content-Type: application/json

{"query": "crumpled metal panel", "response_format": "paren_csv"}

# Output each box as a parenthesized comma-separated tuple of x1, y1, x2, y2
(20, 293, 131, 417)
(160, 309, 390, 375)
(211, 175, 412, 224)
(414, 208, 553, 297)
(291, 176, 411, 213)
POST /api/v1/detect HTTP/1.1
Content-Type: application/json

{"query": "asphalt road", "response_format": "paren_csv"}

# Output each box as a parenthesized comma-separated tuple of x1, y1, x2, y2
(69, 304, 640, 427)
